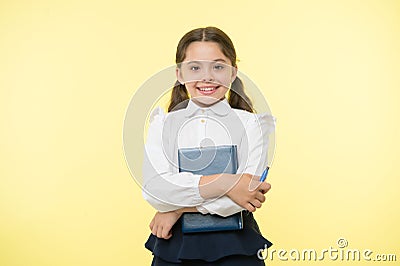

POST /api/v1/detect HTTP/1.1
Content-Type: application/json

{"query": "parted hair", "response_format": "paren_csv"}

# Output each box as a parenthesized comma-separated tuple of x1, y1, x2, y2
(168, 27, 254, 113)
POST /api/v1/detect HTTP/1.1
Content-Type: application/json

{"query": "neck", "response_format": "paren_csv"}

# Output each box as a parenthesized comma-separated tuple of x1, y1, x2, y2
(191, 96, 226, 108)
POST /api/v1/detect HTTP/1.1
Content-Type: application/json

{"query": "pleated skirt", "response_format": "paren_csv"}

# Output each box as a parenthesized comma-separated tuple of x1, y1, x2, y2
(145, 212, 272, 265)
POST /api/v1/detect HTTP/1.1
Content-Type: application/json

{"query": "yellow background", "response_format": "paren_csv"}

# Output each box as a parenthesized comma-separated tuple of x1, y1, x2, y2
(1, 0, 399, 265)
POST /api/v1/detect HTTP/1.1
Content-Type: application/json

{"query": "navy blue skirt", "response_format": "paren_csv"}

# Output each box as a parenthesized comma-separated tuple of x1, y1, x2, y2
(145, 212, 272, 265)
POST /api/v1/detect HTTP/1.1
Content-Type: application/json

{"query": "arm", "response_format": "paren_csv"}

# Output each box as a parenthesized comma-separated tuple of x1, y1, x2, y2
(142, 108, 244, 211)
(149, 207, 198, 239)
(196, 113, 276, 217)
(142, 107, 204, 211)
(198, 173, 271, 216)
(149, 171, 272, 239)
(143, 108, 274, 215)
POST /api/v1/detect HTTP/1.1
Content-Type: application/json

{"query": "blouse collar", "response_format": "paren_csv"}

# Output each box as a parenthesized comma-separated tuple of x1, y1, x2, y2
(184, 98, 231, 117)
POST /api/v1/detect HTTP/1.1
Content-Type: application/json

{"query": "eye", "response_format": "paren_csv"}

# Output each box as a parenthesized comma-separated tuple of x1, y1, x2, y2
(190, 66, 200, 71)
(214, 64, 225, 70)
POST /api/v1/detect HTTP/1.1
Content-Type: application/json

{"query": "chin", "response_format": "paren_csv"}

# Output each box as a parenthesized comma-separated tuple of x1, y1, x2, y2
(192, 95, 224, 106)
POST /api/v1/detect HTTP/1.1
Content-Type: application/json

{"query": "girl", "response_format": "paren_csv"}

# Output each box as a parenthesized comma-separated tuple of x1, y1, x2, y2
(142, 27, 275, 266)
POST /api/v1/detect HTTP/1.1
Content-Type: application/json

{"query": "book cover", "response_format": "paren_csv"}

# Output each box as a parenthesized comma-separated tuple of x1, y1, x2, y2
(178, 145, 243, 233)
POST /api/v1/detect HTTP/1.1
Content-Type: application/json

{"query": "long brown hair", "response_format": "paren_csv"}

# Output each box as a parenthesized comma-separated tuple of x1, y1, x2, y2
(168, 27, 254, 113)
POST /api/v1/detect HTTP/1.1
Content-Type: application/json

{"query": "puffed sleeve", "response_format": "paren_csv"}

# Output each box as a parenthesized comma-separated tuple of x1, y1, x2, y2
(238, 112, 276, 176)
(197, 112, 276, 217)
(142, 107, 205, 212)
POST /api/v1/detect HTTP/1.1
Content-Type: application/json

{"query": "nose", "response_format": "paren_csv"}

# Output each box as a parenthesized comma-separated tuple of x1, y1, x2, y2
(201, 68, 214, 82)
(202, 76, 214, 82)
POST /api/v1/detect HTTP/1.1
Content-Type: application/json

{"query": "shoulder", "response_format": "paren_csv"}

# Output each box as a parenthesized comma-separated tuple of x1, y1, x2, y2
(148, 106, 187, 125)
(232, 108, 252, 119)
(232, 108, 276, 132)
(231, 108, 274, 122)
(148, 106, 166, 124)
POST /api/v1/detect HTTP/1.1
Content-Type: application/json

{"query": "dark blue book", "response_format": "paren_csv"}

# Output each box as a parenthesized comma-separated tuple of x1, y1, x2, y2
(178, 145, 243, 233)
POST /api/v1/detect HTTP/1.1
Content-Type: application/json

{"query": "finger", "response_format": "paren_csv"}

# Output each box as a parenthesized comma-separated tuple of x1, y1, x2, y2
(164, 232, 172, 240)
(259, 182, 271, 193)
(251, 199, 262, 208)
(149, 217, 155, 230)
(162, 225, 172, 239)
(157, 225, 164, 239)
(151, 224, 158, 236)
(256, 192, 266, 203)
(246, 203, 256, 212)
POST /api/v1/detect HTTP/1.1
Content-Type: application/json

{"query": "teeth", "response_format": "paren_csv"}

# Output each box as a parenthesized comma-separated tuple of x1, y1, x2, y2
(199, 87, 215, 91)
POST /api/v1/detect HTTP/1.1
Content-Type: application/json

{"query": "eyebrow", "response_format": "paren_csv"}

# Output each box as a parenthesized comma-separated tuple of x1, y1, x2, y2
(186, 59, 229, 64)
(213, 59, 228, 63)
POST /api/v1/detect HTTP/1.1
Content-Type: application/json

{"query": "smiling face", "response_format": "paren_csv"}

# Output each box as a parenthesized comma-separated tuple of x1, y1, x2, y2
(176, 41, 237, 107)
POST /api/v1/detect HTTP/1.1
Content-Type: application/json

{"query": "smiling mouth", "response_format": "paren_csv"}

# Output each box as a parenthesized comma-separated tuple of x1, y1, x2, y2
(197, 86, 219, 94)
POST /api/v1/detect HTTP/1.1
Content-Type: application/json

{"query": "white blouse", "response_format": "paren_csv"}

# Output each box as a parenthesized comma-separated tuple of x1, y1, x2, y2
(142, 99, 275, 217)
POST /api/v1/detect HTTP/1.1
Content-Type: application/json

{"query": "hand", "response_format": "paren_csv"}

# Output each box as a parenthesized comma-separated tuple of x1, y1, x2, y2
(226, 173, 271, 212)
(149, 210, 182, 239)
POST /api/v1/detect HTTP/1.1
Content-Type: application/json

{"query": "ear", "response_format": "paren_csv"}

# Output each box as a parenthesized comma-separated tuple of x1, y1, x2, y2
(176, 67, 184, 85)
(231, 66, 238, 82)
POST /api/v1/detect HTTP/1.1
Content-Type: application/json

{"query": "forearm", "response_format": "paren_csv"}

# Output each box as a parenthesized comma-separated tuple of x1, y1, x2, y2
(143, 173, 236, 211)
(174, 201, 242, 217)
(174, 207, 198, 215)
(198, 173, 239, 199)
(197, 196, 245, 217)
(143, 140, 204, 208)
(143, 168, 204, 208)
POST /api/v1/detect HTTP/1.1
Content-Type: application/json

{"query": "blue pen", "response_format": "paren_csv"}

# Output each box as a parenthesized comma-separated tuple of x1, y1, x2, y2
(259, 167, 269, 182)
